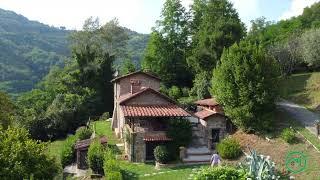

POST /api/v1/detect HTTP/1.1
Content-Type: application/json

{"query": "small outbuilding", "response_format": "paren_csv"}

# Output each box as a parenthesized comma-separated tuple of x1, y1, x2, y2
(75, 136, 107, 169)
(194, 98, 234, 149)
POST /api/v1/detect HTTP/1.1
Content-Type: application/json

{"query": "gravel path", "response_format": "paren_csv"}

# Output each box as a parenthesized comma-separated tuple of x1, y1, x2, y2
(277, 100, 320, 136)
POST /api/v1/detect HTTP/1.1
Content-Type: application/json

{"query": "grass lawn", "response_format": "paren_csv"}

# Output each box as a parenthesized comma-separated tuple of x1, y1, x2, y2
(91, 120, 121, 145)
(280, 72, 320, 110)
(119, 161, 208, 180)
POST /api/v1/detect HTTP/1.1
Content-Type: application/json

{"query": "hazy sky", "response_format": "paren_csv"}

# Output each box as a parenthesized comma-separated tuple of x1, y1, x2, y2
(0, 0, 319, 33)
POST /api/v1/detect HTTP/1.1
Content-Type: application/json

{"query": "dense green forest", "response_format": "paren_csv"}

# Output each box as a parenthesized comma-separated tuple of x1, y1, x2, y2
(0, 9, 148, 96)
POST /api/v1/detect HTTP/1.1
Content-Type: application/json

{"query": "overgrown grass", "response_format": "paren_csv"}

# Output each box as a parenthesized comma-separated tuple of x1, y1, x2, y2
(291, 120, 320, 151)
(280, 72, 320, 109)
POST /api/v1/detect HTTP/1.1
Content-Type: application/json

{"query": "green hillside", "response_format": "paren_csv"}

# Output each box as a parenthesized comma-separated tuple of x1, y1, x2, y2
(281, 72, 320, 110)
(0, 8, 69, 95)
(0, 9, 149, 96)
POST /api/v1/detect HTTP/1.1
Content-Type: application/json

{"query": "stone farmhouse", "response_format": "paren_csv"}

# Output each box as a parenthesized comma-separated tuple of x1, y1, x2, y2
(111, 71, 231, 163)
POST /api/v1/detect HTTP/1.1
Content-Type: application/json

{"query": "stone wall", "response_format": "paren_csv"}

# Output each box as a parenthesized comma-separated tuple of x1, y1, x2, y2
(125, 91, 171, 105)
(123, 125, 132, 161)
(123, 124, 146, 162)
(133, 132, 146, 162)
(118, 73, 160, 96)
(200, 115, 227, 150)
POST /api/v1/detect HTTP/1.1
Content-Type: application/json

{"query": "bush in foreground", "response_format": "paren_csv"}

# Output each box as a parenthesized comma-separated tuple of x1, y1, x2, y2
(61, 135, 78, 167)
(0, 127, 59, 179)
(76, 127, 93, 140)
(194, 166, 246, 180)
(217, 138, 242, 159)
(88, 139, 105, 174)
(281, 128, 296, 144)
(104, 149, 122, 180)
(154, 145, 170, 164)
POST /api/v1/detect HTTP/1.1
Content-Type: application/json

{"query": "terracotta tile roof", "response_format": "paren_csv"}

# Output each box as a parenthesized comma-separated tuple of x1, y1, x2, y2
(119, 87, 176, 105)
(194, 109, 224, 120)
(74, 136, 107, 150)
(195, 98, 219, 106)
(121, 104, 191, 117)
(143, 134, 172, 141)
(111, 70, 161, 82)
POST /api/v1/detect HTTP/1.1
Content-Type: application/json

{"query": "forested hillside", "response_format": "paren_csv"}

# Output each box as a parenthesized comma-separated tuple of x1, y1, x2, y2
(0, 8, 69, 95)
(0, 9, 148, 96)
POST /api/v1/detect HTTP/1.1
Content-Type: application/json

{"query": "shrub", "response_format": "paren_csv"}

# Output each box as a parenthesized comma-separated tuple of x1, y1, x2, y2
(168, 86, 181, 100)
(178, 96, 197, 111)
(166, 118, 192, 159)
(281, 128, 296, 144)
(61, 135, 78, 167)
(181, 87, 190, 97)
(217, 138, 242, 159)
(194, 166, 246, 180)
(106, 171, 122, 180)
(88, 139, 105, 174)
(104, 149, 122, 180)
(154, 145, 170, 164)
(101, 112, 110, 120)
(0, 127, 60, 179)
(76, 127, 93, 140)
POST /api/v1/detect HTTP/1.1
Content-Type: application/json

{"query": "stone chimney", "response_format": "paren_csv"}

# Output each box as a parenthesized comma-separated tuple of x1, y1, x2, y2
(130, 79, 141, 94)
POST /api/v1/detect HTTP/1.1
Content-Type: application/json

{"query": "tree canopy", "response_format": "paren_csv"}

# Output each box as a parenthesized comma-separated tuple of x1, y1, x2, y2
(119, 58, 136, 75)
(0, 91, 15, 129)
(300, 28, 320, 68)
(17, 19, 126, 140)
(187, 0, 245, 73)
(142, 0, 192, 87)
(212, 41, 279, 131)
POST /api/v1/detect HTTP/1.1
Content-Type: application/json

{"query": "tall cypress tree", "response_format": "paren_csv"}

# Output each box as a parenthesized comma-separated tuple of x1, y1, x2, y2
(188, 0, 245, 73)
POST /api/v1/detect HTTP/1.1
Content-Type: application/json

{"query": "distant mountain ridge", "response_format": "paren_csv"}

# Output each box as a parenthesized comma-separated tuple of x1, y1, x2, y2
(0, 8, 148, 96)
